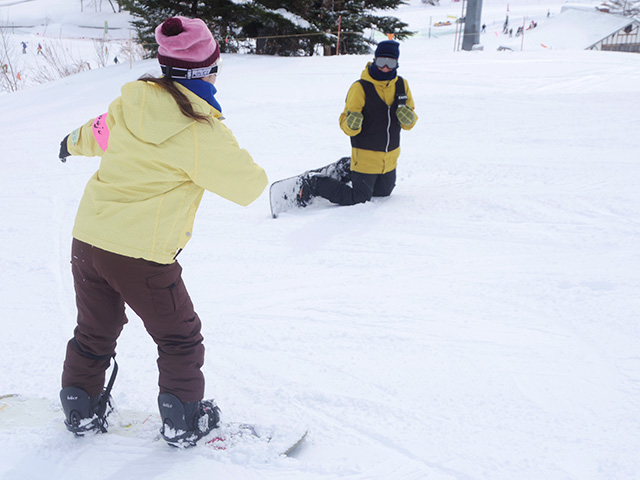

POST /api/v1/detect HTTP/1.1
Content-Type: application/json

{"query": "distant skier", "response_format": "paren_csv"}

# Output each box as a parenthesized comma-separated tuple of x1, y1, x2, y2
(297, 40, 417, 206)
(21, 41, 27, 54)
(57, 15, 267, 447)
(113, 55, 119, 64)
(37, 43, 42, 55)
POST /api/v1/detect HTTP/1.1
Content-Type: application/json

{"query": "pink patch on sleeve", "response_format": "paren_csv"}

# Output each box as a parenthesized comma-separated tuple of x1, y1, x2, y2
(92, 113, 110, 151)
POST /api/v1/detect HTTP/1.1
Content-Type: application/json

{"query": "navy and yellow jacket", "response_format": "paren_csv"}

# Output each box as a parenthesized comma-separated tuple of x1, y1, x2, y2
(339, 63, 417, 174)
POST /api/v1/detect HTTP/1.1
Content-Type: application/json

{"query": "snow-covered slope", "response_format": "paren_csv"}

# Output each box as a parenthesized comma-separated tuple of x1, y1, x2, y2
(519, 7, 637, 50)
(1, 0, 640, 479)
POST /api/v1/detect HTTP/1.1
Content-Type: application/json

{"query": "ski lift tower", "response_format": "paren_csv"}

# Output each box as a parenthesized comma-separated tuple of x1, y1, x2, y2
(461, 0, 483, 50)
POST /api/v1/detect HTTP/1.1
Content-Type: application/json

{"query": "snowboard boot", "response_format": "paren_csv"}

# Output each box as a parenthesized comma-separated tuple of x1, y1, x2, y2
(158, 393, 221, 448)
(297, 174, 319, 207)
(334, 156, 352, 183)
(60, 386, 113, 436)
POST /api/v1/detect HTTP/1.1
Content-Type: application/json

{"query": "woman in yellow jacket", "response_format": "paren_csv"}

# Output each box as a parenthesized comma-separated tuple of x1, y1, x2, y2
(300, 40, 417, 206)
(58, 16, 267, 447)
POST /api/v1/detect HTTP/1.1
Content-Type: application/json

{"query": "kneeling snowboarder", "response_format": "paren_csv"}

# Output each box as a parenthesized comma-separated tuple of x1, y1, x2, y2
(301, 40, 417, 207)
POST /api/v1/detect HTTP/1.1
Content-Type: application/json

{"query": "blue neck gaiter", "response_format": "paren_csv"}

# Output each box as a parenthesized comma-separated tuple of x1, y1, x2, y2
(368, 63, 398, 82)
(175, 78, 222, 113)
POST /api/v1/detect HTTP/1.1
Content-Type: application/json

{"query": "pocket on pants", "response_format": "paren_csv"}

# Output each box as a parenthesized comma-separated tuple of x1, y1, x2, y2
(146, 265, 189, 315)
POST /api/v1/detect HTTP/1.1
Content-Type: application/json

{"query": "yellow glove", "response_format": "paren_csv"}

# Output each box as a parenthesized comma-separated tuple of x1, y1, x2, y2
(346, 110, 363, 130)
(396, 105, 416, 126)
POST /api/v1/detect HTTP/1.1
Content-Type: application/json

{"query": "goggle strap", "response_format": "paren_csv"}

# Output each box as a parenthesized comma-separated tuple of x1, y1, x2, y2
(161, 64, 219, 79)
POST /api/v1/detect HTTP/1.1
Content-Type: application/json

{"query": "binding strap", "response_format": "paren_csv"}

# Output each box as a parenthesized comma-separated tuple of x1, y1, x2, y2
(95, 356, 118, 431)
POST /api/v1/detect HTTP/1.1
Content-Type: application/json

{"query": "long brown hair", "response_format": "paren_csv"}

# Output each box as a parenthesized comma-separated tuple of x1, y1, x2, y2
(138, 75, 212, 125)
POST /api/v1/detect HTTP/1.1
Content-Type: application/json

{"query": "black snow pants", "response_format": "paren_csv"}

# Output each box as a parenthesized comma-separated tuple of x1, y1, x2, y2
(315, 169, 396, 206)
(61, 239, 205, 402)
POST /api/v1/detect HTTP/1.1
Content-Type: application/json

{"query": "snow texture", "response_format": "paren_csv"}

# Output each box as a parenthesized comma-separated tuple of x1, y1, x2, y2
(1, 0, 640, 479)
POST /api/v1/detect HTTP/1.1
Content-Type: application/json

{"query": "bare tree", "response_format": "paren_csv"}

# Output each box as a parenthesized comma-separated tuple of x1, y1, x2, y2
(0, 26, 25, 92)
(600, 0, 640, 16)
(106, 0, 121, 13)
(116, 37, 145, 65)
(94, 38, 110, 67)
(31, 40, 91, 84)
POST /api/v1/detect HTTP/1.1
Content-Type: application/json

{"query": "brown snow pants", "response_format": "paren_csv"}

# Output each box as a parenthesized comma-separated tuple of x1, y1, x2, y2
(61, 239, 205, 402)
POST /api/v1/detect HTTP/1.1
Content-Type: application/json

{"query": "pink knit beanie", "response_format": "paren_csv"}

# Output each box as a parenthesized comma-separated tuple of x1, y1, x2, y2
(155, 16, 220, 78)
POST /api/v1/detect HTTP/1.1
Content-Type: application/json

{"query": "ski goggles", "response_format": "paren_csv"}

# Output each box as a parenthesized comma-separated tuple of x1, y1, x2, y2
(374, 57, 398, 69)
(161, 58, 222, 80)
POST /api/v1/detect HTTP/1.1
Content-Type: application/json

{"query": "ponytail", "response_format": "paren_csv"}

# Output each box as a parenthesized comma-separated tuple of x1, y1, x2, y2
(138, 75, 212, 125)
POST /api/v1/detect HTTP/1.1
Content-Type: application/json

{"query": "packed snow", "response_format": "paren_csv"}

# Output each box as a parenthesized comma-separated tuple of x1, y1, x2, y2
(1, 0, 640, 478)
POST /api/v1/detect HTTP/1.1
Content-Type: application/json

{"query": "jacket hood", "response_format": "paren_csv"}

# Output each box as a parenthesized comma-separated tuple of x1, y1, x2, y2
(120, 81, 213, 145)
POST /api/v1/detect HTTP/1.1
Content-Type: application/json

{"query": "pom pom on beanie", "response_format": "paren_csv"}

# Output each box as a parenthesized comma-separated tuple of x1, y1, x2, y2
(155, 16, 220, 70)
(161, 17, 184, 37)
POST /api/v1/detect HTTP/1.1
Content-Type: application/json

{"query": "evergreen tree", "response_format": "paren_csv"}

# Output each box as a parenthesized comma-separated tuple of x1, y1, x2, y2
(119, 0, 245, 56)
(120, 0, 413, 57)
(240, 2, 320, 55)
(251, 0, 412, 55)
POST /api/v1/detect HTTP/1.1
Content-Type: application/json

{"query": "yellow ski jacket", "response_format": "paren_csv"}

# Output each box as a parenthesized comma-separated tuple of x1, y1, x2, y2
(339, 64, 417, 174)
(66, 80, 267, 264)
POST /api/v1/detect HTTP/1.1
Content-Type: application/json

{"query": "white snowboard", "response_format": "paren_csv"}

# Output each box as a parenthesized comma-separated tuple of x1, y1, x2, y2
(269, 156, 351, 218)
(0, 393, 307, 457)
